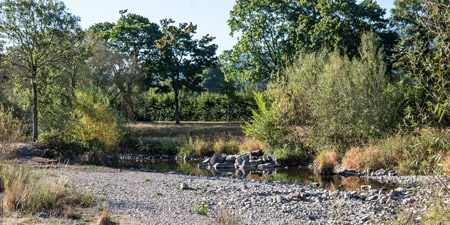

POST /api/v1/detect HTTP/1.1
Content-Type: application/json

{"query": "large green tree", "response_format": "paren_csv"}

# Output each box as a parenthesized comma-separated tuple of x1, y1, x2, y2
(155, 19, 217, 124)
(0, 0, 82, 141)
(221, 0, 393, 82)
(90, 14, 162, 86)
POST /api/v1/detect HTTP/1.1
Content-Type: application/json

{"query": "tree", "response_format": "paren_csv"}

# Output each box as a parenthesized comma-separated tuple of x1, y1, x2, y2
(0, 0, 82, 141)
(221, 0, 393, 83)
(155, 19, 217, 124)
(392, 0, 450, 125)
(90, 14, 162, 87)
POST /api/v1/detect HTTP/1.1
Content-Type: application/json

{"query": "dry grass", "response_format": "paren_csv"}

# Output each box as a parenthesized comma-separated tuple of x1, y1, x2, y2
(238, 138, 264, 153)
(1, 164, 94, 214)
(341, 128, 449, 174)
(216, 206, 244, 225)
(443, 154, 450, 175)
(314, 150, 339, 174)
(97, 203, 116, 225)
(130, 122, 245, 141)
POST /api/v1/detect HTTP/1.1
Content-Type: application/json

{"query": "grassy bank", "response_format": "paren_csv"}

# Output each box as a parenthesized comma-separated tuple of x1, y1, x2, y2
(127, 122, 264, 157)
(0, 163, 111, 224)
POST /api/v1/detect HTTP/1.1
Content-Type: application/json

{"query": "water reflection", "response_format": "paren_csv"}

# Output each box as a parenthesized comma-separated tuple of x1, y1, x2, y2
(120, 159, 397, 191)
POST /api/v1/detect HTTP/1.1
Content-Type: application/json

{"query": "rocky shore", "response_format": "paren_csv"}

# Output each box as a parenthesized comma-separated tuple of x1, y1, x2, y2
(55, 165, 450, 225)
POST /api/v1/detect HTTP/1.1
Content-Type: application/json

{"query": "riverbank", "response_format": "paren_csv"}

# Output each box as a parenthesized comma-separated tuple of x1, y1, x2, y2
(54, 165, 448, 224)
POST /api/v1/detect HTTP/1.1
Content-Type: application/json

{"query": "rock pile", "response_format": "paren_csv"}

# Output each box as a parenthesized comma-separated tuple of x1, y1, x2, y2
(198, 150, 281, 175)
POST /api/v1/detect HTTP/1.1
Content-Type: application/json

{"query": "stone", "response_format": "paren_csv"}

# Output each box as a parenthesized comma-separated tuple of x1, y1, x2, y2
(250, 149, 264, 158)
(213, 163, 236, 171)
(210, 152, 226, 165)
(338, 169, 358, 177)
(360, 185, 377, 191)
(180, 183, 188, 190)
(374, 169, 386, 176)
(292, 192, 303, 198)
(258, 163, 275, 170)
(310, 182, 319, 188)
(225, 155, 237, 162)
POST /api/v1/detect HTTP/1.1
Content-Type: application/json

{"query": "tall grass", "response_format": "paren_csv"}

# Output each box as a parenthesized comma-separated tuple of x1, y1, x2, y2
(0, 164, 95, 214)
(341, 128, 450, 175)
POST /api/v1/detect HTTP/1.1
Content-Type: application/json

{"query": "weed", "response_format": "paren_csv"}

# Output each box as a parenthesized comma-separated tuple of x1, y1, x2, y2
(145, 178, 153, 182)
(192, 197, 208, 215)
(97, 203, 116, 225)
(156, 192, 163, 196)
(217, 206, 244, 225)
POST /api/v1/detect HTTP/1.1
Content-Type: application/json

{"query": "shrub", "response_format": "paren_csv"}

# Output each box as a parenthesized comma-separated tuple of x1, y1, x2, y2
(314, 150, 339, 174)
(70, 88, 123, 152)
(0, 106, 26, 157)
(243, 33, 394, 160)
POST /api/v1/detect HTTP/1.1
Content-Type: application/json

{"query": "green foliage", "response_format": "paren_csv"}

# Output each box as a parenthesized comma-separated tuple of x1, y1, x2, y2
(0, 0, 82, 141)
(69, 87, 124, 152)
(392, 0, 450, 125)
(221, 0, 393, 82)
(243, 92, 283, 148)
(90, 13, 162, 86)
(154, 18, 217, 123)
(193, 197, 208, 215)
(134, 89, 255, 122)
(0, 106, 26, 155)
(244, 33, 394, 155)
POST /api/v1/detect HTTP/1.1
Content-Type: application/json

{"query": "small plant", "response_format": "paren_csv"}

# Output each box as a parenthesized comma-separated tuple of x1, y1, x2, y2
(156, 192, 163, 196)
(97, 203, 115, 225)
(217, 206, 244, 225)
(104, 183, 111, 187)
(193, 197, 208, 215)
(145, 178, 153, 182)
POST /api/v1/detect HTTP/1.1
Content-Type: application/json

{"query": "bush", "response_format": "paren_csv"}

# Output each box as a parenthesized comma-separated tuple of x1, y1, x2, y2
(314, 150, 339, 174)
(244, 33, 394, 160)
(0, 106, 26, 157)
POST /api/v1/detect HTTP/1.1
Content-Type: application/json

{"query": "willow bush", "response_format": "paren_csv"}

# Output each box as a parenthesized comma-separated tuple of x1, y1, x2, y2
(245, 33, 395, 160)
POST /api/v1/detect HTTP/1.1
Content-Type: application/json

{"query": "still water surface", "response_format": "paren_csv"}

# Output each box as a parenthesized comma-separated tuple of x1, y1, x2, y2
(121, 159, 398, 191)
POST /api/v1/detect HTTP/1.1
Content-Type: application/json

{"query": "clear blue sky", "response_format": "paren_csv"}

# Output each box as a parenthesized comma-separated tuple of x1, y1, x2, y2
(63, 0, 395, 55)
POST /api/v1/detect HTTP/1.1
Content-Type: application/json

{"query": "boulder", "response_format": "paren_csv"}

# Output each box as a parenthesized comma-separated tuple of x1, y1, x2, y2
(210, 152, 226, 165)
(225, 155, 237, 162)
(180, 183, 189, 190)
(250, 149, 264, 158)
(213, 163, 236, 172)
(198, 158, 210, 169)
(258, 163, 274, 170)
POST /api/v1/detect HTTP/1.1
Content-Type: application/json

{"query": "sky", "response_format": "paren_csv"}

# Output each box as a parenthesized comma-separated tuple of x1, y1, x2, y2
(63, 0, 395, 55)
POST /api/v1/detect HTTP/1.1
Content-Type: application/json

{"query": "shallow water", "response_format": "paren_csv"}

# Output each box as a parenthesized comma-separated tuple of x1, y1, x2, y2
(121, 159, 398, 191)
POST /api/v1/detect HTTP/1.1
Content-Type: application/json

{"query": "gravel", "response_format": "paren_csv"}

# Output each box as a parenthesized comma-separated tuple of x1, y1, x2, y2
(52, 166, 450, 225)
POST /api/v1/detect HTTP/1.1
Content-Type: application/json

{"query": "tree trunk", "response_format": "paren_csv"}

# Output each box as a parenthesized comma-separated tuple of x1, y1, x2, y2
(174, 88, 180, 124)
(32, 79, 38, 142)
